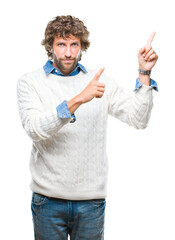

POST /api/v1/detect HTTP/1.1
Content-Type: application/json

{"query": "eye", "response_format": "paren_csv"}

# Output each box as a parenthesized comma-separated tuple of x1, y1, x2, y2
(72, 43, 79, 46)
(57, 43, 64, 47)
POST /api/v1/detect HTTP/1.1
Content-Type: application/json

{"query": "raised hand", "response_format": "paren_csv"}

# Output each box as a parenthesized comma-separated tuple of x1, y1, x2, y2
(79, 67, 105, 103)
(138, 32, 158, 71)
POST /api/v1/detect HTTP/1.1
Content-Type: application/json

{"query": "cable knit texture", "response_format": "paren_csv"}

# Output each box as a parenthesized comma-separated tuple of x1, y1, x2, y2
(17, 68, 153, 200)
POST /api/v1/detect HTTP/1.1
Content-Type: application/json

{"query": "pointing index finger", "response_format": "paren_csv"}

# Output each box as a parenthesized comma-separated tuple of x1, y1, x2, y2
(94, 67, 105, 81)
(146, 31, 156, 47)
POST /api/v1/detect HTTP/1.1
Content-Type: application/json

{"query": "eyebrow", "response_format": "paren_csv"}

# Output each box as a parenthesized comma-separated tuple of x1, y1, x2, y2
(55, 40, 80, 44)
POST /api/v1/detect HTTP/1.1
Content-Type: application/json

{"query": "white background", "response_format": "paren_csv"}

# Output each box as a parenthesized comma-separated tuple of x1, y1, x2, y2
(0, 0, 175, 239)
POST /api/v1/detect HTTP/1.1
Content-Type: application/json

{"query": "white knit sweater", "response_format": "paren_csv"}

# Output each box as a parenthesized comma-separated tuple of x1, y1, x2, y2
(17, 68, 154, 200)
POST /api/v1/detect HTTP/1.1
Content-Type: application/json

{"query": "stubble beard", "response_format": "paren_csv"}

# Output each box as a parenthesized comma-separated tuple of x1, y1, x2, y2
(52, 50, 81, 75)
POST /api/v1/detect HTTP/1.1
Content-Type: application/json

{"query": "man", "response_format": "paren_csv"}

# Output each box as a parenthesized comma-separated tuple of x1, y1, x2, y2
(17, 15, 158, 240)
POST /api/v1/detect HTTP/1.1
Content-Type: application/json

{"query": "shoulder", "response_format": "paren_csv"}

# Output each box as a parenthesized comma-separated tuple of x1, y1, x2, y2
(18, 68, 45, 81)
(17, 68, 46, 87)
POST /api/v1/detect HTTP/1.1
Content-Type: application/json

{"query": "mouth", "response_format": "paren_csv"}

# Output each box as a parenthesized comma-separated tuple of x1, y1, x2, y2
(62, 59, 74, 63)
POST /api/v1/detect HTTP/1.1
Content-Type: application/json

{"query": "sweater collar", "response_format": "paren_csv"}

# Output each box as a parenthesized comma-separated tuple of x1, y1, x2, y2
(43, 60, 87, 76)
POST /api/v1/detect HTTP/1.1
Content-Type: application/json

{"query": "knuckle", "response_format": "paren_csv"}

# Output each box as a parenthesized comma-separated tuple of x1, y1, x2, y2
(146, 46, 152, 53)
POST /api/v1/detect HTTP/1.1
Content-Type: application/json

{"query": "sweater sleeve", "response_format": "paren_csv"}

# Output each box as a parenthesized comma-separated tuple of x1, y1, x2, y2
(107, 77, 154, 129)
(17, 76, 72, 142)
(56, 100, 76, 123)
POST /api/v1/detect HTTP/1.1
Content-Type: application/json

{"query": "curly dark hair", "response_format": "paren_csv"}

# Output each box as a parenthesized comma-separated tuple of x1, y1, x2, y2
(41, 15, 90, 59)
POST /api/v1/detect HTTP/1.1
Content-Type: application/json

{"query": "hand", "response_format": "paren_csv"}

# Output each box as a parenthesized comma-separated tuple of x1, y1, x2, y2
(138, 32, 158, 71)
(79, 67, 105, 104)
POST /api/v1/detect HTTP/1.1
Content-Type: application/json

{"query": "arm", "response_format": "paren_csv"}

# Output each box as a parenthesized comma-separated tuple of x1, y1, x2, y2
(107, 77, 153, 129)
(108, 32, 158, 129)
(17, 76, 73, 142)
(67, 95, 83, 116)
(138, 73, 150, 86)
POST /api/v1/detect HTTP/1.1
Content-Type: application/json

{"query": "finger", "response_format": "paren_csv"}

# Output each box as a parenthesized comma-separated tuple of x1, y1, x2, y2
(97, 83, 105, 87)
(95, 92, 104, 98)
(148, 53, 158, 61)
(146, 31, 156, 47)
(144, 45, 152, 56)
(94, 67, 105, 81)
(97, 87, 105, 92)
(144, 49, 154, 60)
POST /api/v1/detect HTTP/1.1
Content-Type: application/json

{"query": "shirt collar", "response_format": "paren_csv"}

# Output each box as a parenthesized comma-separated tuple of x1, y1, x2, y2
(43, 60, 87, 76)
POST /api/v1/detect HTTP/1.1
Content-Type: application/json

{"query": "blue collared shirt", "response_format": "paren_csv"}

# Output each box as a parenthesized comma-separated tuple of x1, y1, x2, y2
(43, 60, 158, 124)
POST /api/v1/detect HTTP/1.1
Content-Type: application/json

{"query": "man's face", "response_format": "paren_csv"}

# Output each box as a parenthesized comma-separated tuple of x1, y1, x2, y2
(52, 34, 81, 76)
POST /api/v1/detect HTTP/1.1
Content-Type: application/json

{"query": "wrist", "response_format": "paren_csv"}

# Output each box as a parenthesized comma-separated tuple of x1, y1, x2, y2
(75, 93, 84, 104)
(67, 94, 83, 116)
(138, 73, 150, 86)
(138, 67, 151, 75)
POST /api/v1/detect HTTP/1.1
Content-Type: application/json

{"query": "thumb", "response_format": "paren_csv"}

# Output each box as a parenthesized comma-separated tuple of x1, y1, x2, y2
(93, 67, 105, 81)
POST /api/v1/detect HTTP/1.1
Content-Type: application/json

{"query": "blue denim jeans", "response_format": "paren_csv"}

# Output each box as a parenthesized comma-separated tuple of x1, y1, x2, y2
(31, 192, 106, 240)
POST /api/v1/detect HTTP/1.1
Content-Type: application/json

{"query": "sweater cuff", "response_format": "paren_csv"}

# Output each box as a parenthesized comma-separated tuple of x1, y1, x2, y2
(56, 100, 76, 123)
(134, 77, 158, 92)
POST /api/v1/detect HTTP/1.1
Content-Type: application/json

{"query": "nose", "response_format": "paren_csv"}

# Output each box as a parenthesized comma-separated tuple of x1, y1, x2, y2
(65, 46, 71, 58)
